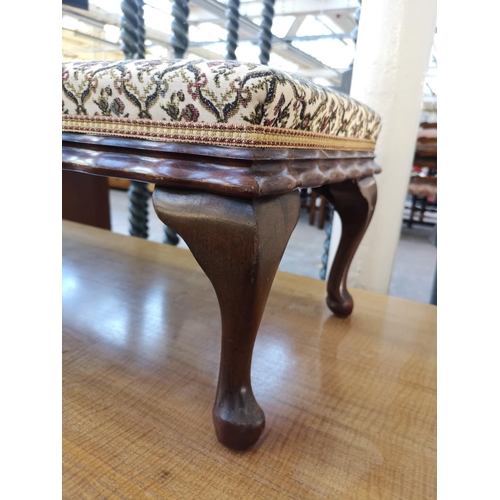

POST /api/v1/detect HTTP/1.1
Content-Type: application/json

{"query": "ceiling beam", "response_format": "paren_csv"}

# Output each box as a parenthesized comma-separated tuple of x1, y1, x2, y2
(63, 1, 343, 82)
(286, 15, 306, 38)
(323, 11, 356, 32)
(189, 32, 353, 46)
(188, 0, 359, 21)
(190, 0, 342, 79)
(63, 5, 227, 62)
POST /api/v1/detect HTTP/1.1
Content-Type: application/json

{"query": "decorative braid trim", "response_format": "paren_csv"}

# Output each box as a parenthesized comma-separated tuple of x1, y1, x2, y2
(62, 116, 377, 152)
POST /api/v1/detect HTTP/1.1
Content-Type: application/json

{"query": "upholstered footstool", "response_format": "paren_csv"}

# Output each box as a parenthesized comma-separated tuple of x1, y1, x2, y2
(62, 59, 381, 449)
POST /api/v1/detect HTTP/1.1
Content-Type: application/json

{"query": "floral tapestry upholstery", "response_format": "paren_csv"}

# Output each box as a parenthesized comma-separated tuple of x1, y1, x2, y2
(63, 59, 381, 151)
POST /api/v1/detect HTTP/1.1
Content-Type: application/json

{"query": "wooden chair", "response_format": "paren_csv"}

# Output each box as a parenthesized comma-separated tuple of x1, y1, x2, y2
(62, 0, 381, 450)
(406, 123, 437, 227)
(308, 189, 331, 229)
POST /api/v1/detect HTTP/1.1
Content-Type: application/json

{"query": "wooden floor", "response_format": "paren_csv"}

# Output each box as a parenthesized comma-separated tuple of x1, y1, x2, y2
(62, 221, 437, 499)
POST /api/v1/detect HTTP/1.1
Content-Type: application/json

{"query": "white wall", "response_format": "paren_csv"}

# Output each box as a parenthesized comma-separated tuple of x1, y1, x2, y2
(328, 0, 437, 294)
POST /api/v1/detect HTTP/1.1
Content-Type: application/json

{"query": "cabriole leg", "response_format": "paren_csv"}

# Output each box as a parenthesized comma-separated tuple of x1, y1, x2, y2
(317, 176, 377, 316)
(153, 187, 300, 449)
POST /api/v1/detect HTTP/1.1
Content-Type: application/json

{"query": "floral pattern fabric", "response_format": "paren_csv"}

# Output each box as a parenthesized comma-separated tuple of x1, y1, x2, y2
(62, 59, 381, 151)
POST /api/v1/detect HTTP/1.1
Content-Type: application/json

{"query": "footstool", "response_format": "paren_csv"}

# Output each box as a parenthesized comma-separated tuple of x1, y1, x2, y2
(62, 59, 381, 449)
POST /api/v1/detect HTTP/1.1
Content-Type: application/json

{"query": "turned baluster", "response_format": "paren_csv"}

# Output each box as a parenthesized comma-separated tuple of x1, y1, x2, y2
(121, 0, 150, 239)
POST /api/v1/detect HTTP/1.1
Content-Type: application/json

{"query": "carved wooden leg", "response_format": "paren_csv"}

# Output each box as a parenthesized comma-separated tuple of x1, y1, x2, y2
(152, 187, 300, 449)
(316, 176, 377, 317)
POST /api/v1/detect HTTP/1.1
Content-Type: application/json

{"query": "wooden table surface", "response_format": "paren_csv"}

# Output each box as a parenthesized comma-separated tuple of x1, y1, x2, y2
(62, 221, 437, 499)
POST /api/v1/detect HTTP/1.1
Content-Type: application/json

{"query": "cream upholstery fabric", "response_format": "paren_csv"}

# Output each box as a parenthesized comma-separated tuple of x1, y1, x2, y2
(63, 59, 381, 151)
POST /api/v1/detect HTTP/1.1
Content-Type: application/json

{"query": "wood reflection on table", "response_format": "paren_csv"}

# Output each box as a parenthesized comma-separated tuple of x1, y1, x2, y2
(63, 221, 436, 499)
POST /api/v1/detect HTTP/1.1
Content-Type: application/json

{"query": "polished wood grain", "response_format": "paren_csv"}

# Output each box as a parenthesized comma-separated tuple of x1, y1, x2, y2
(152, 188, 300, 448)
(62, 133, 380, 198)
(317, 176, 377, 316)
(63, 221, 436, 499)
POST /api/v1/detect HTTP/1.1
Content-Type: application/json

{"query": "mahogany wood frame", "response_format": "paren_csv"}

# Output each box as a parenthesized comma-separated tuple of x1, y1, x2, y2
(62, 132, 379, 449)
